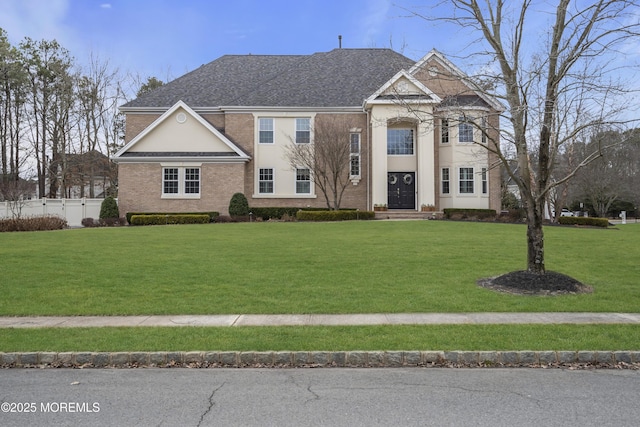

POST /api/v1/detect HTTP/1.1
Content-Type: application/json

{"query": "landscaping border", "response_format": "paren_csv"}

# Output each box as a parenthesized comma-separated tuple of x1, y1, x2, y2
(2, 350, 638, 369)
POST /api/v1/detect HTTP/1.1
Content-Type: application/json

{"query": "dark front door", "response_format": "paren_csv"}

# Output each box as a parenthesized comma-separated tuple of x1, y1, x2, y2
(387, 172, 415, 209)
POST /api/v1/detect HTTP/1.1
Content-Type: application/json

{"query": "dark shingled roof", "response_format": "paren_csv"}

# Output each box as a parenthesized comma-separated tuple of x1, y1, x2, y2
(123, 49, 415, 109)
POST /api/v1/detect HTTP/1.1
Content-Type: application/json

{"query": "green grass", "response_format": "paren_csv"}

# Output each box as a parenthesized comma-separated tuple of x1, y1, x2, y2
(1, 221, 639, 316)
(1, 221, 638, 352)
(1, 324, 638, 352)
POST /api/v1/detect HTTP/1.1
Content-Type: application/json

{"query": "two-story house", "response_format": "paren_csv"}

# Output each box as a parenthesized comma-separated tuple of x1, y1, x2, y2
(114, 48, 502, 216)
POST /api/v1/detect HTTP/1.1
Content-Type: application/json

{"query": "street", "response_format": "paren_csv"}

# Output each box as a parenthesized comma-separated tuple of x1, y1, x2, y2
(1, 368, 638, 426)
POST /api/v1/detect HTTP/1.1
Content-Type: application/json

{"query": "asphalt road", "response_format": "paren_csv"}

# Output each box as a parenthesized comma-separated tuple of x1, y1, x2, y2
(1, 368, 638, 426)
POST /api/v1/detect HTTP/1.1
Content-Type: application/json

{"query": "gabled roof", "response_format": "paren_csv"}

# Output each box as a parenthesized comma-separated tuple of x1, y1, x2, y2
(411, 49, 504, 112)
(364, 69, 442, 107)
(122, 49, 415, 110)
(114, 101, 250, 162)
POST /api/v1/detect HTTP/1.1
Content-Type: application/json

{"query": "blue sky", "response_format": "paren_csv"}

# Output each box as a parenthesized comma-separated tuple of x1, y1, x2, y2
(1, 0, 465, 80)
(2, 0, 638, 101)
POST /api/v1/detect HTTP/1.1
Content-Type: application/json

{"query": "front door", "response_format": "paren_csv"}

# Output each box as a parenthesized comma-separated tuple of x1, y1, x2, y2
(387, 172, 415, 209)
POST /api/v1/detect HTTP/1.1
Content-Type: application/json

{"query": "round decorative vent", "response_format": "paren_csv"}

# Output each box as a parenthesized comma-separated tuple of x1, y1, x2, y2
(428, 66, 438, 77)
(176, 112, 187, 123)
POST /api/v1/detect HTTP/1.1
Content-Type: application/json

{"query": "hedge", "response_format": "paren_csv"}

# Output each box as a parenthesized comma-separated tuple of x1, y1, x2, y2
(249, 207, 359, 220)
(129, 214, 210, 226)
(295, 210, 375, 221)
(126, 211, 219, 224)
(558, 216, 610, 227)
(249, 207, 300, 220)
(443, 208, 497, 221)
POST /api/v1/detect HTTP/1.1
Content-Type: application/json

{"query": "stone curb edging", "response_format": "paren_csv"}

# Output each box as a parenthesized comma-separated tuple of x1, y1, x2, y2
(2, 351, 639, 369)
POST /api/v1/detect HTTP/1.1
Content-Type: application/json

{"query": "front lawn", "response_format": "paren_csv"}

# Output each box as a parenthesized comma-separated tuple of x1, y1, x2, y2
(1, 221, 639, 316)
(1, 324, 638, 352)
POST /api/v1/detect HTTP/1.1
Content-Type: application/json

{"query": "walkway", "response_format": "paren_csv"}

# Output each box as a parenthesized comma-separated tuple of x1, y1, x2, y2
(1, 312, 639, 328)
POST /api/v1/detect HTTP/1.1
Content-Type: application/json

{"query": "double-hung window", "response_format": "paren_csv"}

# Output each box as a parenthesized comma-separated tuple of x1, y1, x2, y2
(163, 168, 179, 194)
(296, 118, 310, 144)
(459, 167, 474, 194)
(458, 116, 474, 143)
(441, 118, 449, 144)
(259, 168, 274, 194)
(387, 129, 414, 155)
(296, 168, 311, 194)
(184, 168, 200, 194)
(162, 166, 200, 197)
(259, 118, 274, 144)
(350, 133, 361, 178)
(441, 168, 450, 194)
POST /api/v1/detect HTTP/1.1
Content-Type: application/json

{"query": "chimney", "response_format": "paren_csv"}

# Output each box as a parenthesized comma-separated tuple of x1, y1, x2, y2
(338, 35, 342, 49)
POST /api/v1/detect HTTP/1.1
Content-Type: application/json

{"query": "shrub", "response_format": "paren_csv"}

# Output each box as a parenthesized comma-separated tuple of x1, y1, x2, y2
(249, 207, 359, 220)
(443, 208, 497, 221)
(129, 214, 210, 226)
(296, 210, 375, 221)
(126, 212, 219, 224)
(249, 207, 300, 220)
(82, 218, 97, 227)
(99, 196, 119, 219)
(558, 216, 609, 227)
(497, 209, 525, 223)
(0, 215, 67, 232)
(99, 217, 127, 227)
(228, 193, 249, 217)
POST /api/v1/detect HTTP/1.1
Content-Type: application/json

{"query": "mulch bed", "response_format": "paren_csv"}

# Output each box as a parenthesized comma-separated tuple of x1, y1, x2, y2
(478, 270, 593, 296)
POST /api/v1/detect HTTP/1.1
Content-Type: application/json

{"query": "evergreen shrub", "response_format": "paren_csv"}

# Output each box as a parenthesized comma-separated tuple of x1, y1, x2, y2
(228, 193, 249, 217)
(129, 214, 210, 226)
(558, 216, 609, 227)
(296, 210, 374, 221)
(99, 196, 119, 219)
(125, 212, 219, 224)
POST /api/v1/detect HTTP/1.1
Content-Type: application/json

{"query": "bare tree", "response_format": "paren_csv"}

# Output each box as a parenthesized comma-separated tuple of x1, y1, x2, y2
(20, 37, 74, 198)
(0, 29, 28, 185)
(408, 1, 640, 276)
(74, 53, 120, 197)
(0, 175, 36, 218)
(571, 128, 640, 217)
(284, 115, 357, 210)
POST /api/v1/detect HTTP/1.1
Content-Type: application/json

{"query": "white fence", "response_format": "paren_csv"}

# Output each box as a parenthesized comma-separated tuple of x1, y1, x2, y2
(1, 198, 108, 227)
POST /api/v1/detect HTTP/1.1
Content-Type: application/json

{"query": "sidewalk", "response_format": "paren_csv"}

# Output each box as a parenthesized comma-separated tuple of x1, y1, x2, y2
(2, 312, 639, 328)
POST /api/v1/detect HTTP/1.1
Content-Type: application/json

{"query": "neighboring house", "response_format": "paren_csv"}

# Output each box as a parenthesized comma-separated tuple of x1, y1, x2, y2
(61, 150, 116, 199)
(0, 175, 37, 202)
(114, 48, 502, 216)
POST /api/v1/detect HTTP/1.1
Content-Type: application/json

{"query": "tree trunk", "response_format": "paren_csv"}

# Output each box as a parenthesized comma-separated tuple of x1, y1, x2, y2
(525, 203, 545, 275)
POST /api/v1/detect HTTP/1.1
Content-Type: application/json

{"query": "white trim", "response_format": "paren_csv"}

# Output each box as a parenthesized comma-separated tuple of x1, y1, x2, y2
(252, 194, 317, 199)
(258, 117, 275, 144)
(410, 49, 504, 112)
(458, 166, 475, 195)
(161, 166, 201, 200)
(115, 156, 246, 164)
(363, 70, 442, 108)
(294, 167, 312, 194)
(114, 100, 251, 161)
(257, 167, 275, 195)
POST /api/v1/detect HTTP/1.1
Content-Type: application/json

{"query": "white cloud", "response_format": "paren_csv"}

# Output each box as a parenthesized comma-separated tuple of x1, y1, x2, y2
(0, 0, 71, 43)
(360, 0, 392, 46)
(100, 3, 112, 9)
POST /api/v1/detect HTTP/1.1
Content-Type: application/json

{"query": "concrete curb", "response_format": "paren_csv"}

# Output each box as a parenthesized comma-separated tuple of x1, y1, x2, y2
(2, 351, 639, 369)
